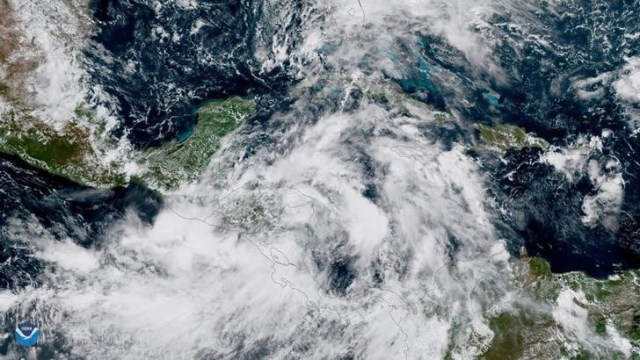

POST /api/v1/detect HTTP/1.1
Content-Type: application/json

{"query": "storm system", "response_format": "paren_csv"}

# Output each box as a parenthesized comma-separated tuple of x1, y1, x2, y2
(1, 0, 640, 359)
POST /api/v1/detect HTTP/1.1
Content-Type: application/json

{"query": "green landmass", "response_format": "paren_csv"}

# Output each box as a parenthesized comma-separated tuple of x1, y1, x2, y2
(313, 74, 454, 123)
(0, 110, 123, 186)
(434, 112, 450, 123)
(483, 257, 640, 359)
(0, 96, 255, 191)
(475, 124, 549, 151)
(528, 257, 552, 278)
(483, 310, 556, 360)
(139, 96, 255, 190)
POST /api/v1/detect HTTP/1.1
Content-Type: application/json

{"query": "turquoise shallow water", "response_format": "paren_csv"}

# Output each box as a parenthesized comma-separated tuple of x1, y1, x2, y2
(2, 0, 640, 357)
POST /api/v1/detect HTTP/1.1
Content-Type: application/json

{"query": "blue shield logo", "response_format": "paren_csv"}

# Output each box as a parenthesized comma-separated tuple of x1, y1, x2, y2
(15, 322, 40, 347)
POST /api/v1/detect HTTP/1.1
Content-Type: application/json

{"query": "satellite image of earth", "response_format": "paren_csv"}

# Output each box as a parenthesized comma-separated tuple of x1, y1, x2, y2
(1, 0, 640, 359)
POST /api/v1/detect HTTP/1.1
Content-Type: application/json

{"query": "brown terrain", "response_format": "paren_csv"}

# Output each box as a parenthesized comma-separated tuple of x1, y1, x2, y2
(0, 0, 41, 104)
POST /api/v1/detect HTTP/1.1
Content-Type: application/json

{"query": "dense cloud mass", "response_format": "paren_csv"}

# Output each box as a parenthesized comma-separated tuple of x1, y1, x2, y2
(1, 0, 640, 359)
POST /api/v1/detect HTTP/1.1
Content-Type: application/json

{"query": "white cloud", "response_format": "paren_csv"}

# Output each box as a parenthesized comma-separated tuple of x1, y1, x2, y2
(614, 57, 640, 103)
(36, 239, 99, 274)
(553, 289, 591, 341)
(553, 289, 633, 357)
(0, 292, 19, 313)
(581, 160, 624, 230)
(541, 135, 602, 182)
(541, 134, 625, 230)
(8, 0, 622, 357)
(11, 0, 89, 129)
(572, 72, 612, 101)
(1, 95, 513, 358)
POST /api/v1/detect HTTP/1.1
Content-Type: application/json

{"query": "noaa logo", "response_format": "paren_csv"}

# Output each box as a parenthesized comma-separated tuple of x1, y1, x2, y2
(15, 322, 40, 347)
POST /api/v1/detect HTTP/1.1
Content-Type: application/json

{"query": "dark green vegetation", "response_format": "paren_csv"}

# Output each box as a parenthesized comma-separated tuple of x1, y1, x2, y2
(0, 97, 255, 190)
(0, 111, 123, 186)
(475, 124, 548, 151)
(482, 258, 640, 359)
(2, 116, 86, 165)
(139, 96, 256, 190)
(483, 311, 556, 360)
(529, 257, 552, 278)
